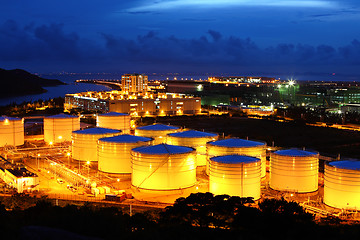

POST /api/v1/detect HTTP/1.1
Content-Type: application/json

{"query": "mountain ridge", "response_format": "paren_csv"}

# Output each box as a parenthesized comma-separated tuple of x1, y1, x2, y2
(0, 68, 65, 98)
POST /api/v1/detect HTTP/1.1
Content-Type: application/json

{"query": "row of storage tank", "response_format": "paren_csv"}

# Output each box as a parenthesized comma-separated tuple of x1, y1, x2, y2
(0, 112, 131, 146)
(1, 114, 360, 210)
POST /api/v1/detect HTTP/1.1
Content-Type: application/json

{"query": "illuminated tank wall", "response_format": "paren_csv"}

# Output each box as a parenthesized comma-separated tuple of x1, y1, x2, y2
(72, 127, 121, 162)
(97, 112, 131, 134)
(324, 160, 360, 209)
(206, 138, 266, 178)
(131, 144, 196, 190)
(166, 130, 218, 166)
(0, 116, 24, 147)
(135, 124, 180, 144)
(98, 134, 153, 174)
(270, 149, 319, 193)
(209, 155, 261, 199)
(44, 114, 80, 143)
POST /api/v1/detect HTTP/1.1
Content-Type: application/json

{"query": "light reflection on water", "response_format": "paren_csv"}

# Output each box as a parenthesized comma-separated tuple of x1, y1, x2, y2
(0, 83, 111, 106)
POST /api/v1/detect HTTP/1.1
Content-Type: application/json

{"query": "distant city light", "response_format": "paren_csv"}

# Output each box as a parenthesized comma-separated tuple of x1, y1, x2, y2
(288, 80, 295, 86)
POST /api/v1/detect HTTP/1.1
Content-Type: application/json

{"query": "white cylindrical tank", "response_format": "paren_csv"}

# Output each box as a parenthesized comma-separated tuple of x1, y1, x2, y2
(97, 112, 131, 134)
(131, 144, 196, 190)
(0, 116, 24, 147)
(207, 138, 267, 178)
(324, 160, 360, 209)
(167, 130, 218, 166)
(98, 134, 153, 174)
(44, 114, 80, 143)
(72, 127, 121, 162)
(270, 149, 319, 193)
(209, 155, 261, 199)
(135, 124, 180, 144)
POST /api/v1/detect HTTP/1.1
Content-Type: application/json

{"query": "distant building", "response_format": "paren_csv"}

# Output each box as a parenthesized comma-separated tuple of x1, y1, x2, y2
(208, 76, 276, 84)
(121, 74, 148, 93)
(64, 91, 201, 116)
(341, 103, 360, 113)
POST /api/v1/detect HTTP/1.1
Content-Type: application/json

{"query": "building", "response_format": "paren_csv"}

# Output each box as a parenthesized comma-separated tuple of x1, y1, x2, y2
(64, 95, 108, 112)
(64, 91, 201, 116)
(0, 166, 39, 193)
(121, 74, 148, 93)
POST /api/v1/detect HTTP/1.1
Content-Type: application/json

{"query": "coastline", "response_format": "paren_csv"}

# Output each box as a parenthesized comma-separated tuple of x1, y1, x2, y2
(0, 82, 112, 107)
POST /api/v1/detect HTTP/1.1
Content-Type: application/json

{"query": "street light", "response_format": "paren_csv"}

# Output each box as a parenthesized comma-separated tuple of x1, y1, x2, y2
(37, 154, 40, 169)
(86, 161, 90, 178)
(66, 152, 71, 166)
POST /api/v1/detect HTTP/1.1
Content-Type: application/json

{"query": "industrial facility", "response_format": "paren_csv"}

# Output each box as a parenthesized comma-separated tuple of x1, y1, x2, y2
(1, 109, 360, 220)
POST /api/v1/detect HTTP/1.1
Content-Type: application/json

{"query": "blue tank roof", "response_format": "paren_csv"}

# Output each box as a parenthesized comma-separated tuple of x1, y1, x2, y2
(99, 134, 152, 143)
(274, 149, 317, 157)
(208, 138, 265, 147)
(168, 130, 218, 138)
(72, 127, 121, 135)
(210, 155, 260, 164)
(329, 160, 360, 170)
(45, 113, 78, 119)
(98, 112, 129, 117)
(132, 143, 194, 155)
(0, 116, 21, 121)
(136, 124, 179, 131)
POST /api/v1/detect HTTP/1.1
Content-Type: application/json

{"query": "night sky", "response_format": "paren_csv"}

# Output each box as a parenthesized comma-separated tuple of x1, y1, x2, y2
(1, 1, 360, 79)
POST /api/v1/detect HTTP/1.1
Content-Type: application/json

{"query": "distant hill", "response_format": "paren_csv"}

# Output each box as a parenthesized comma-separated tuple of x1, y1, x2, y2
(0, 68, 66, 98)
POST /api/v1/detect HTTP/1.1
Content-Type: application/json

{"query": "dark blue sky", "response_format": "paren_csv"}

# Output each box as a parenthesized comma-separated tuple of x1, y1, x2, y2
(1, 0, 360, 79)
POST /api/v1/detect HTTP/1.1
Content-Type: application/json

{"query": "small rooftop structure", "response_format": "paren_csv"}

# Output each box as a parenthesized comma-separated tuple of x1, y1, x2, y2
(72, 127, 120, 135)
(208, 138, 265, 148)
(132, 143, 194, 155)
(168, 130, 217, 138)
(136, 124, 180, 131)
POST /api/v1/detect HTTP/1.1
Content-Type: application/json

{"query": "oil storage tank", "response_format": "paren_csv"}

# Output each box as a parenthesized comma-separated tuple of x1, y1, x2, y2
(44, 114, 80, 143)
(270, 149, 318, 193)
(98, 134, 153, 174)
(0, 116, 24, 147)
(97, 112, 131, 134)
(209, 155, 261, 199)
(167, 130, 218, 166)
(206, 138, 266, 178)
(72, 127, 121, 162)
(135, 124, 180, 144)
(131, 144, 196, 190)
(324, 160, 360, 209)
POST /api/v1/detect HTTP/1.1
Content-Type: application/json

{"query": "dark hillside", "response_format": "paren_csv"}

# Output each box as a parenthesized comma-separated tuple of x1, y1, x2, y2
(0, 68, 65, 98)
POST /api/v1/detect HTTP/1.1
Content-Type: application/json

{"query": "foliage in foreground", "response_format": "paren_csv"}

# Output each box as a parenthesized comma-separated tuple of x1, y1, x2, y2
(0, 193, 360, 240)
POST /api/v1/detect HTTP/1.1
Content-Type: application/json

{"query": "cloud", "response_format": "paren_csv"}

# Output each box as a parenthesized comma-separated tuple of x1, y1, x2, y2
(0, 20, 360, 76)
(125, 0, 338, 13)
(207, 30, 222, 41)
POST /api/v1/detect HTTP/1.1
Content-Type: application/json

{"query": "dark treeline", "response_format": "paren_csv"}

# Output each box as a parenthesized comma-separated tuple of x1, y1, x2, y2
(0, 97, 64, 117)
(1, 193, 360, 240)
